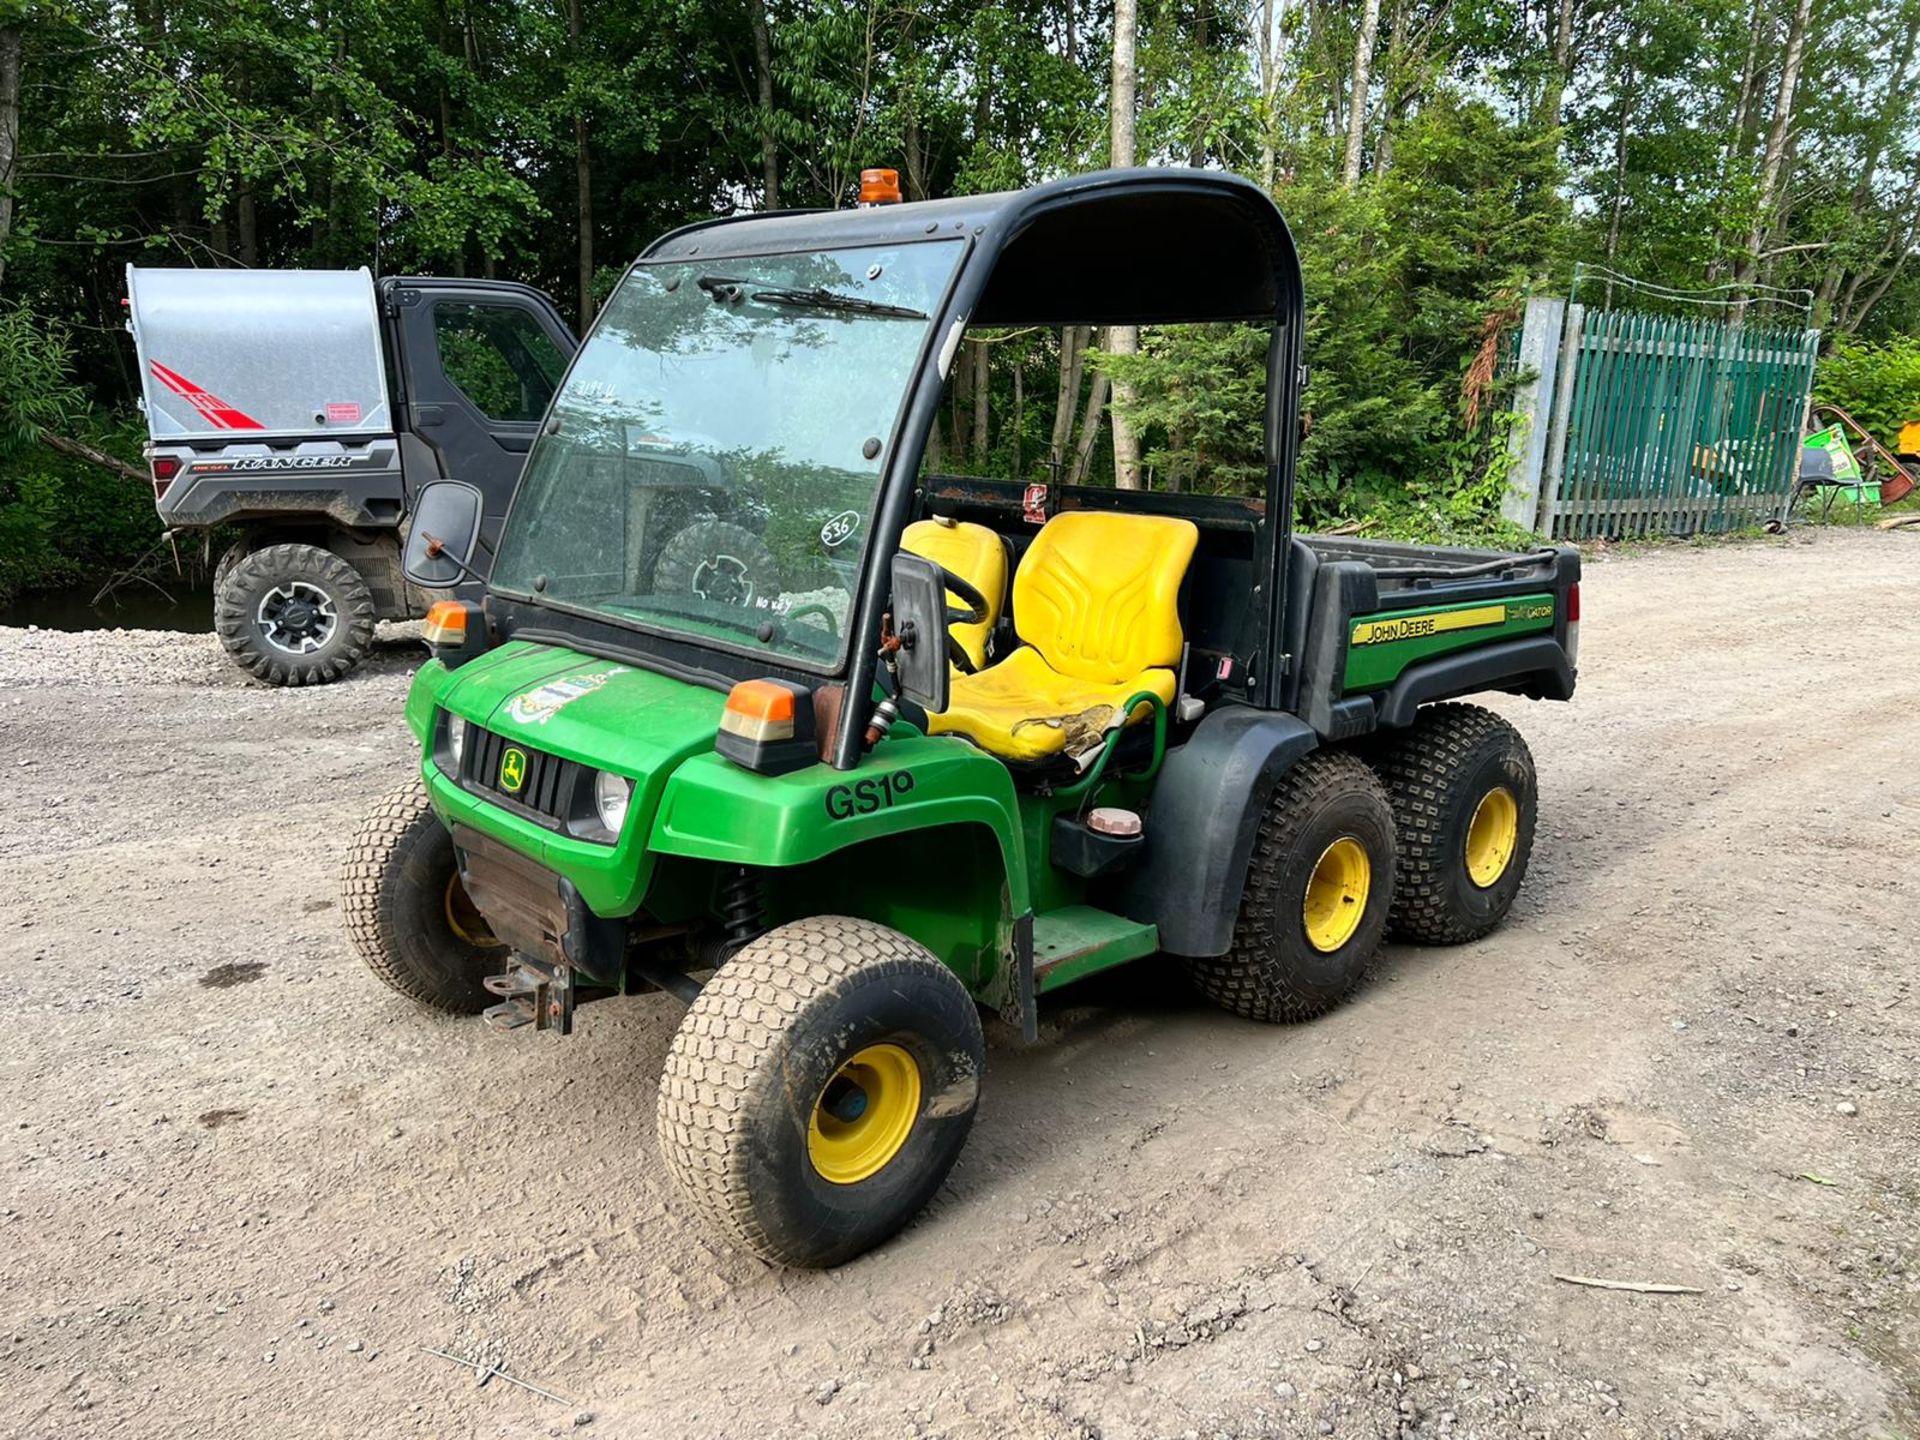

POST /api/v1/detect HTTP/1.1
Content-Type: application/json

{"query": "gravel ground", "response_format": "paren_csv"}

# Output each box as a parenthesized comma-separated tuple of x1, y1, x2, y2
(1, 527, 1916, 1440)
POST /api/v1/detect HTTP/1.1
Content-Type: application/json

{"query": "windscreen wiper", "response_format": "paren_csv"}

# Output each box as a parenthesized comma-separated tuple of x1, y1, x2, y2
(695, 275, 926, 320)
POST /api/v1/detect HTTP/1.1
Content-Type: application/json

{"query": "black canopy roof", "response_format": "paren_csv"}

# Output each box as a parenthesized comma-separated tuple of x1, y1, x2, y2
(642, 167, 1302, 329)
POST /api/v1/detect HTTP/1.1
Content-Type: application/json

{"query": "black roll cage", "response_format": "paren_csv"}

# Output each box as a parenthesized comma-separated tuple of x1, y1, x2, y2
(512, 168, 1308, 770)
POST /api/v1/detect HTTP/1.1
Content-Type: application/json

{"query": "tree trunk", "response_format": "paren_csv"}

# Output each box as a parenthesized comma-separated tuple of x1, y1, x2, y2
(1011, 357, 1024, 477)
(1341, 0, 1382, 187)
(1108, 0, 1143, 488)
(1536, 0, 1576, 130)
(971, 339, 990, 462)
(1841, 205, 1920, 331)
(0, 25, 20, 294)
(1050, 325, 1087, 469)
(1737, 0, 1815, 290)
(42, 432, 148, 484)
(748, 0, 779, 207)
(1372, 0, 1408, 176)
(1068, 374, 1110, 486)
(1602, 67, 1636, 294)
(570, 0, 593, 326)
(1258, 0, 1280, 189)
(237, 184, 258, 267)
(1817, 4, 1920, 319)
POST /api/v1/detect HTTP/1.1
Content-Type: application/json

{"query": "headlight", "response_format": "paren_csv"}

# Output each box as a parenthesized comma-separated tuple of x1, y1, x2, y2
(446, 712, 468, 768)
(593, 770, 632, 834)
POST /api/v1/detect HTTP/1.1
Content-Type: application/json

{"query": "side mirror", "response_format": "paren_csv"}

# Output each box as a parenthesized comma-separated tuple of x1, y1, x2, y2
(889, 552, 950, 715)
(403, 480, 485, 587)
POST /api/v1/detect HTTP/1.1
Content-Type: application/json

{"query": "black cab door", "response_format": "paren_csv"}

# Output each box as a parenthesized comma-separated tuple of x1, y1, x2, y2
(383, 278, 577, 561)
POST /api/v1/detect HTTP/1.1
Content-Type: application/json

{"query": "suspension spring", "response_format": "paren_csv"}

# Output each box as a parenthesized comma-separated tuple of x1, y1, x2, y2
(718, 865, 766, 951)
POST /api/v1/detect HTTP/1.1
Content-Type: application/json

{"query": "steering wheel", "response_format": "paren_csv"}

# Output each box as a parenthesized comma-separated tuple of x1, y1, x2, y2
(785, 602, 839, 639)
(935, 568, 990, 676)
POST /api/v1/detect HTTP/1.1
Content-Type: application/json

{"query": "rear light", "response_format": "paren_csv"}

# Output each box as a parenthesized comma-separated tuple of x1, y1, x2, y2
(150, 455, 180, 498)
(717, 678, 817, 775)
(1565, 583, 1581, 667)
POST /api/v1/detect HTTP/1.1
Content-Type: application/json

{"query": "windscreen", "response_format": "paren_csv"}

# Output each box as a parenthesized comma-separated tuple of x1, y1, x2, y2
(490, 240, 964, 669)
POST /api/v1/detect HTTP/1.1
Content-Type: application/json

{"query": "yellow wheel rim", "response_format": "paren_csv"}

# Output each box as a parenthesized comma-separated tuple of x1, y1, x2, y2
(1303, 837, 1371, 953)
(443, 873, 497, 948)
(1465, 786, 1519, 888)
(807, 1043, 922, 1185)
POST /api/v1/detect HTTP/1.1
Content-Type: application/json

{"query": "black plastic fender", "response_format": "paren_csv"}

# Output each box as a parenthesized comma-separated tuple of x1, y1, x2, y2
(1122, 704, 1319, 957)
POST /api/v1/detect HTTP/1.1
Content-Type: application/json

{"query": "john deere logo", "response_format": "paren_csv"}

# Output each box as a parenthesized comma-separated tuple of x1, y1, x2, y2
(498, 747, 528, 793)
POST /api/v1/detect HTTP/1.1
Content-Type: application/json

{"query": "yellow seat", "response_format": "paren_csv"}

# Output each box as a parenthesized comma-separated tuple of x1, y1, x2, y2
(901, 518, 1009, 670)
(928, 511, 1198, 764)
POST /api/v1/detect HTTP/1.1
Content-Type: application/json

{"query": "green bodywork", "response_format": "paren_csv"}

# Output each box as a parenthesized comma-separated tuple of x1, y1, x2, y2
(1342, 593, 1556, 692)
(408, 589, 1556, 1011)
(407, 640, 1158, 1010)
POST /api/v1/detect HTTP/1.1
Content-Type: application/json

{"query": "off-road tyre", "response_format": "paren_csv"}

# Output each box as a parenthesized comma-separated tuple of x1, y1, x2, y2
(340, 777, 505, 1013)
(211, 539, 246, 593)
(650, 520, 780, 610)
(657, 916, 985, 1268)
(1185, 749, 1397, 1023)
(1371, 704, 1537, 946)
(215, 541, 375, 685)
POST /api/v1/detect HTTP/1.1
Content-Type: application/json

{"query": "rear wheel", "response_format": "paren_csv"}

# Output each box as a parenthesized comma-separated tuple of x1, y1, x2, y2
(656, 916, 984, 1268)
(341, 777, 505, 1013)
(1185, 749, 1396, 1022)
(1371, 704, 1537, 945)
(215, 541, 375, 685)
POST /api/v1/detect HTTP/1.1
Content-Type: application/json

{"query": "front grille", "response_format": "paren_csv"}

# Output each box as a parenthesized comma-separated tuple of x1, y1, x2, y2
(461, 724, 582, 826)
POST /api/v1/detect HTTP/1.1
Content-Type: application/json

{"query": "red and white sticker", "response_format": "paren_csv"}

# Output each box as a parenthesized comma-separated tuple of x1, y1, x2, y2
(325, 401, 362, 424)
(1022, 483, 1049, 525)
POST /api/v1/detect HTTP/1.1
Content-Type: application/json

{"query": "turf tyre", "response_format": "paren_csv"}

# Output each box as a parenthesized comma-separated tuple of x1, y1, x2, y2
(1184, 749, 1396, 1022)
(341, 777, 505, 1013)
(1371, 703, 1537, 945)
(656, 916, 985, 1268)
(215, 541, 375, 686)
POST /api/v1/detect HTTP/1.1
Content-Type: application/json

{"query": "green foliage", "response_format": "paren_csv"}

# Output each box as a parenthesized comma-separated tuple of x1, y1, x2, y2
(1098, 324, 1269, 495)
(1813, 338, 1920, 448)
(4, 0, 1917, 602)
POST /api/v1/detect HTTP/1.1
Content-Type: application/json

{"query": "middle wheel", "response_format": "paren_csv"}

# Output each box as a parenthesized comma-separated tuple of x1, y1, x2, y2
(655, 915, 985, 1268)
(1186, 748, 1397, 1022)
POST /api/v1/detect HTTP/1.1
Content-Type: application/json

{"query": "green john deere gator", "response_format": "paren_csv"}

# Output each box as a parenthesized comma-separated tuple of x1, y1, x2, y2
(342, 167, 1581, 1269)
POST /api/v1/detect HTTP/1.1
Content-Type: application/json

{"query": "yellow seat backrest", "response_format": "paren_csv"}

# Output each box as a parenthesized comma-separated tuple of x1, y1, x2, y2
(901, 518, 1009, 670)
(1013, 512, 1199, 685)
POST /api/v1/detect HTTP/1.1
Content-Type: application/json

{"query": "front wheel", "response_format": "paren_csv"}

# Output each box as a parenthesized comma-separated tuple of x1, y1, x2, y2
(340, 778, 505, 1013)
(1185, 749, 1397, 1022)
(1370, 704, 1538, 945)
(215, 541, 375, 685)
(656, 916, 985, 1268)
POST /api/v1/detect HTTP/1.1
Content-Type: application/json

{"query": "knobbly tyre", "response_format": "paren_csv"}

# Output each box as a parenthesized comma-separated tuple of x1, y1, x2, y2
(342, 167, 1581, 1269)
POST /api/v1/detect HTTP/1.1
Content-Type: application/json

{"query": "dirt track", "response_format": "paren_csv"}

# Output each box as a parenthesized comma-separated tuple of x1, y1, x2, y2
(2, 528, 1916, 1440)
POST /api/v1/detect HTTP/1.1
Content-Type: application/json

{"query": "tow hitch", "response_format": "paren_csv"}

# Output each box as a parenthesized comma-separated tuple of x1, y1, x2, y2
(483, 956, 576, 1034)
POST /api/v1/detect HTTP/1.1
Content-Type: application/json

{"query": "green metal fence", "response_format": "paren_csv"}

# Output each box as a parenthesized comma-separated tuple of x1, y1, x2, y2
(1541, 307, 1820, 540)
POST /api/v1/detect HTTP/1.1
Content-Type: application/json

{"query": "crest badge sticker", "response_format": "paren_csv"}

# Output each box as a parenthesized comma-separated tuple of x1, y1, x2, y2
(506, 667, 626, 727)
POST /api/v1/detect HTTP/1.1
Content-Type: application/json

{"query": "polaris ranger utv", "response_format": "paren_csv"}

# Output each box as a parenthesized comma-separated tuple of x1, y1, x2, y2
(128, 268, 793, 686)
(341, 168, 1580, 1269)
